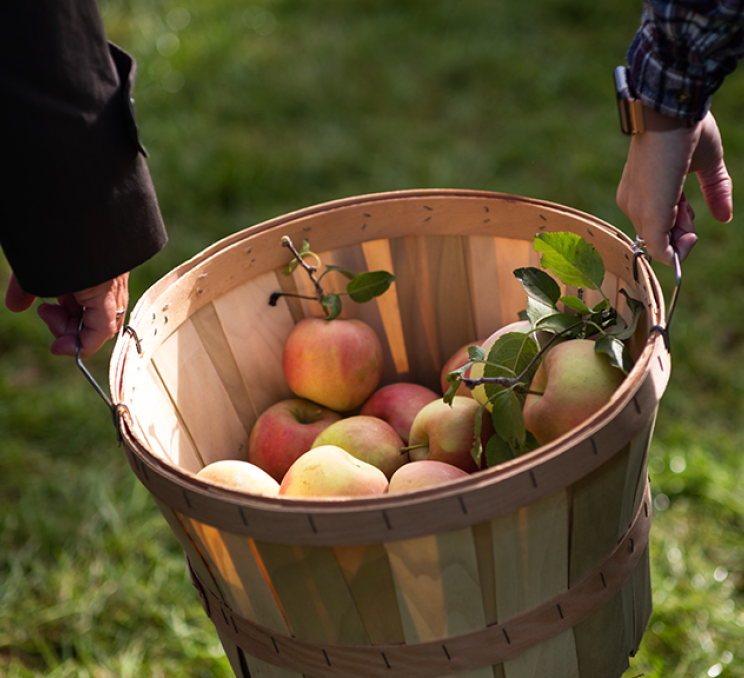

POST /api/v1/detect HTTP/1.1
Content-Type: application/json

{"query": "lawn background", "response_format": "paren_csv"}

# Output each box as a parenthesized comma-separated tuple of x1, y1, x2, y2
(2, 1, 744, 676)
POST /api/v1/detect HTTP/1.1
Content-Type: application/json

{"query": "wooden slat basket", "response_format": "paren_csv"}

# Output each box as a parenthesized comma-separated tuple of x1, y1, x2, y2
(110, 189, 670, 678)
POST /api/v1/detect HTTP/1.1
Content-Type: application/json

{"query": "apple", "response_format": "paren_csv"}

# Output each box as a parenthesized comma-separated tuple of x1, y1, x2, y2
(468, 320, 532, 410)
(360, 382, 440, 444)
(407, 395, 492, 473)
(388, 460, 470, 494)
(248, 398, 343, 482)
(279, 445, 389, 498)
(522, 339, 625, 446)
(282, 317, 383, 412)
(310, 415, 407, 478)
(440, 342, 481, 397)
(196, 460, 280, 496)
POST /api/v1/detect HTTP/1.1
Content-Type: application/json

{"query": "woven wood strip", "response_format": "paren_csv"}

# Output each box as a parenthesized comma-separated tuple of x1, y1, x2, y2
(186, 482, 652, 678)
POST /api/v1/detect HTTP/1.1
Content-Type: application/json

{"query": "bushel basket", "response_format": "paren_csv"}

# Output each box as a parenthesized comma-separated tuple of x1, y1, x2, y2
(110, 189, 670, 678)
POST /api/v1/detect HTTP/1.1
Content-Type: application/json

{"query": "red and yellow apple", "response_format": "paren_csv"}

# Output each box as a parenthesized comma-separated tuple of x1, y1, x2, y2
(360, 382, 440, 444)
(279, 445, 389, 498)
(282, 317, 383, 412)
(196, 460, 280, 496)
(248, 398, 342, 482)
(522, 339, 625, 446)
(388, 460, 470, 494)
(407, 395, 492, 473)
(311, 415, 407, 478)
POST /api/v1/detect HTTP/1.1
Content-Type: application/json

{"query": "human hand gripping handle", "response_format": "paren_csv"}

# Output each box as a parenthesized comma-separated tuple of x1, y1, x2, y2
(616, 110, 733, 265)
(4, 272, 130, 358)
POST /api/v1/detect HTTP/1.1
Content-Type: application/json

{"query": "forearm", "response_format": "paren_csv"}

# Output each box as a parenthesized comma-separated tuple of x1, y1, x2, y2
(626, 0, 744, 122)
(0, 0, 167, 298)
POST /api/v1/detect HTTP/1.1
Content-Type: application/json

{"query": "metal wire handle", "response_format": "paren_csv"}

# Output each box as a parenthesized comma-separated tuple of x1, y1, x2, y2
(632, 235, 682, 352)
(75, 313, 139, 436)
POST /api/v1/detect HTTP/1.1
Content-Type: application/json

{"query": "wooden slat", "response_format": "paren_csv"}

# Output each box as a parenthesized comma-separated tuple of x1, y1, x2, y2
(362, 239, 410, 377)
(332, 544, 406, 645)
(133, 363, 203, 472)
(211, 271, 296, 423)
(252, 542, 370, 644)
(385, 527, 486, 643)
(152, 318, 249, 465)
(489, 490, 580, 678)
(466, 236, 504, 340)
(494, 237, 531, 325)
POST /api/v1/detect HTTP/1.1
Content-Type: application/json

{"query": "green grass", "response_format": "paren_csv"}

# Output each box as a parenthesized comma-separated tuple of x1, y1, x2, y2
(2, 0, 744, 676)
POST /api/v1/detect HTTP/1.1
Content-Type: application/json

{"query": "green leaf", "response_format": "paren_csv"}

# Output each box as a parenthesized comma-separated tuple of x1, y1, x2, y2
(482, 332, 539, 411)
(611, 289, 645, 341)
(514, 267, 561, 307)
(322, 264, 356, 280)
(559, 295, 592, 316)
(322, 293, 342, 320)
(347, 270, 395, 303)
(470, 406, 486, 467)
(535, 232, 605, 291)
(525, 297, 560, 328)
(594, 334, 629, 373)
(533, 311, 584, 336)
(468, 345, 486, 361)
(484, 433, 514, 467)
(489, 389, 527, 448)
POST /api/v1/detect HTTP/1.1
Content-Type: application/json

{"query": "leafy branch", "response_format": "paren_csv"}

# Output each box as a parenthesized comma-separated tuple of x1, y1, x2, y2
(269, 236, 395, 320)
(444, 231, 645, 468)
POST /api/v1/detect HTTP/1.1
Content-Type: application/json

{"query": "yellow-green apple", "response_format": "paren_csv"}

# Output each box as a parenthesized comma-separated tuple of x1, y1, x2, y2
(311, 415, 407, 478)
(282, 317, 383, 412)
(522, 339, 625, 446)
(248, 398, 342, 482)
(469, 320, 532, 409)
(196, 460, 280, 496)
(279, 445, 389, 498)
(360, 382, 439, 444)
(440, 342, 482, 397)
(407, 395, 493, 473)
(388, 460, 470, 494)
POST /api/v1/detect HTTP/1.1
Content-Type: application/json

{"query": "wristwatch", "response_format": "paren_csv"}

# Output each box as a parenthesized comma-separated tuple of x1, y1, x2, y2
(614, 66, 644, 134)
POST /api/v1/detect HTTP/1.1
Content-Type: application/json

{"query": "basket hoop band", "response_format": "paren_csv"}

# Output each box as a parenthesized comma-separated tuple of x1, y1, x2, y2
(188, 481, 652, 677)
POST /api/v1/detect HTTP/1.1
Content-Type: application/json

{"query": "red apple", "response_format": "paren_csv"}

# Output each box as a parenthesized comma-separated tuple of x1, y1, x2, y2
(360, 382, 440, 444)
(407, 396, 492, 473)
(311, 415, 407, 478)
(196, 460, 280, 496)
(248, 398, 342, 481)
(522, 339, 625, 446)
(279, 445, 389, 498)
(388, 460, 470, 494)
(282, 317, 383, 412)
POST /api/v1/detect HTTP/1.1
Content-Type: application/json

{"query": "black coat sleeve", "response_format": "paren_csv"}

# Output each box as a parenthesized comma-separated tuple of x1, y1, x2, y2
(0, 0, 168, 298)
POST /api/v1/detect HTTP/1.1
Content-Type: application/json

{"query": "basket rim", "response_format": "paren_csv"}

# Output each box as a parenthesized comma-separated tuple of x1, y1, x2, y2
(111, 189, 670, 545)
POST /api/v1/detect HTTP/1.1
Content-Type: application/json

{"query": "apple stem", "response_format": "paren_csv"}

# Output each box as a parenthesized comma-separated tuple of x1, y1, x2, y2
(282, 236, 326, 306)
(399, 443, 428, 454)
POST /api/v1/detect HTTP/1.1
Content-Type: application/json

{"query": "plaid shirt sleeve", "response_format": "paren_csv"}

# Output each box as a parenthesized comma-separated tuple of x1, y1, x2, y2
(627, 0, 744, 122)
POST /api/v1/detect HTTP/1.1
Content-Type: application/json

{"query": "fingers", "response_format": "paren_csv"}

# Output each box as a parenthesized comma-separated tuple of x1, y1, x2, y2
(4, 273, 37, 312)
(36, 273, 130, 358)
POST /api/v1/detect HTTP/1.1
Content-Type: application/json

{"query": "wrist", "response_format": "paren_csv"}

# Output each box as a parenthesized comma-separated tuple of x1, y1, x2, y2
(640, 105, 695, 133)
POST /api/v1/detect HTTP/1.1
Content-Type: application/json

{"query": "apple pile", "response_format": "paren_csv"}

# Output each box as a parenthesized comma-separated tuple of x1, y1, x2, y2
(196, 232, 644, 499)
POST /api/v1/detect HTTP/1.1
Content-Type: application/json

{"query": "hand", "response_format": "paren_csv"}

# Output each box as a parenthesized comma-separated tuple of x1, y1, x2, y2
(616, 110, 733, 265)
(4, 273, 130, 358)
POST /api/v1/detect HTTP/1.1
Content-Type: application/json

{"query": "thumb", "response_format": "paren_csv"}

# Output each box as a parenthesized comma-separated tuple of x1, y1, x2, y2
(4, 273, 37, 312)
(697, 159, 733, 224)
